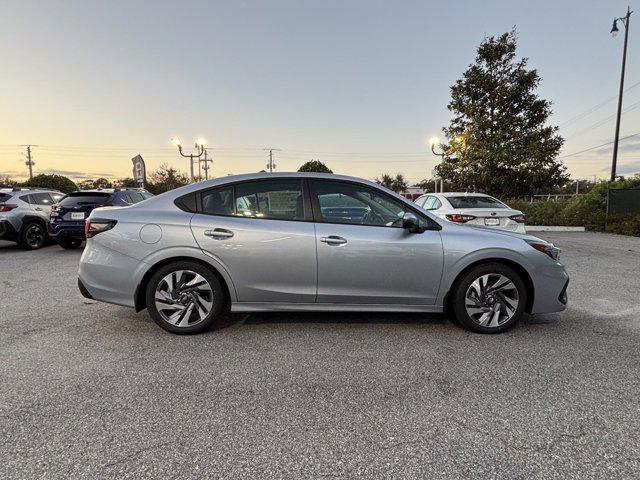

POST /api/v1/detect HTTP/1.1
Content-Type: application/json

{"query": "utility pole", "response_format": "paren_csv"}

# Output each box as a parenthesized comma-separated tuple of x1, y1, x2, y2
(610, 6, 633, 182)
(202, 149, 213, 180)
(20, 145, 38, 179)
(264, 148, 281, 173)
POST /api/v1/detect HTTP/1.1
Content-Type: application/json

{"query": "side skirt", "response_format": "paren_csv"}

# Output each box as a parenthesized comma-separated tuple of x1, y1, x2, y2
(231, 302, 444, 313)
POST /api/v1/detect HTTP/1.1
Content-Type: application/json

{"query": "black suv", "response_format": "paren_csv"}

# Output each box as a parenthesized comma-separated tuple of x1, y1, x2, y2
(49, 188, 153, 249)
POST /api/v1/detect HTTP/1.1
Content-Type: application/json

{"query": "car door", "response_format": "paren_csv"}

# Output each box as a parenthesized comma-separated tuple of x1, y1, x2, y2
(190, 179, 317, 303)
(309, 179, 444, 305)
(30, 192, 55, 220)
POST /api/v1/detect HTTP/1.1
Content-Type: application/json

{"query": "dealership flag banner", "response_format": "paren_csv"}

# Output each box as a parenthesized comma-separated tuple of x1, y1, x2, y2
(131, 155, 146, 188)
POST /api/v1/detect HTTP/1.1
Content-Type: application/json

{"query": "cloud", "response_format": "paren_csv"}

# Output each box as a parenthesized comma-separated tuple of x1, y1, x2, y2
(599, 161, 640, 175)
(594, 139, 640, 155)
(39, 169, 118, 178)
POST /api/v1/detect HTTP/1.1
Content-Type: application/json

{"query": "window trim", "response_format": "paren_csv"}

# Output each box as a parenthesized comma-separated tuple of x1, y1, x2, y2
(307, 178, 441, 230)
(196, 177, 313, 222)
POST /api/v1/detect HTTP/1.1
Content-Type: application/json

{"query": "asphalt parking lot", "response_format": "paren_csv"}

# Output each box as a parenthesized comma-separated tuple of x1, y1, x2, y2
(1, 232, 639, 479)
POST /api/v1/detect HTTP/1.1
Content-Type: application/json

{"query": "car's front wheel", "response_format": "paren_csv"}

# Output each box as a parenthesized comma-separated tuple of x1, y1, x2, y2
(145, 261, 226, 334)
(451, 263, 527, 334)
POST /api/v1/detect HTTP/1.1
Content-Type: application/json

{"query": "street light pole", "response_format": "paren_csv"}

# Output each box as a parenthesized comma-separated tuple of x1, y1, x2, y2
(429, 137, 445, 193)
(172, 138, 206, 183)
(610, 6, 633, 182)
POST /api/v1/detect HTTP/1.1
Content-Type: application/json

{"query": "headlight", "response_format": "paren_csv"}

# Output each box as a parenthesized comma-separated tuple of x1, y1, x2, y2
(526, 240, 560, 261)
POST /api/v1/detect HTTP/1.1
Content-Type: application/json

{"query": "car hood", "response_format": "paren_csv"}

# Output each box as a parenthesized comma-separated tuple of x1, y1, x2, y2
(462, 224, 545, 243)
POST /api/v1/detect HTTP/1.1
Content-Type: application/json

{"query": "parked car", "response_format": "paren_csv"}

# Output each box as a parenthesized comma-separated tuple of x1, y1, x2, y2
(50, 188, 153, 249)
(0, 188, 64, 249)
(414, 192, 527, 233)
(78, 173, 568, 335)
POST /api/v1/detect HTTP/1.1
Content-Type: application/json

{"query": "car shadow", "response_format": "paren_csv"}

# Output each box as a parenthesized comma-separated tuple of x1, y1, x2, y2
(227, 311, 448, 327)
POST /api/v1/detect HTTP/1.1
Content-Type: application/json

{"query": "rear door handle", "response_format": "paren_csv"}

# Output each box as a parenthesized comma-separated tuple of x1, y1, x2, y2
(34, 207, 43, 211)
(204, 228, 234, 239)
(320, 235, 347, 246)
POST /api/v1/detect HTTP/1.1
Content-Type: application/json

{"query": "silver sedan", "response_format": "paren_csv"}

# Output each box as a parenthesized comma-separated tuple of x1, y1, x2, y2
(78, 172, 569, 334)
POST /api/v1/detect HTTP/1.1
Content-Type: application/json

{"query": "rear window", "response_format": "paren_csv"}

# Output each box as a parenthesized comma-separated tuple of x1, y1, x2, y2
(59, 192, 112, 206)
(0, 193, 12, 202)
(447, 196, 507, 209)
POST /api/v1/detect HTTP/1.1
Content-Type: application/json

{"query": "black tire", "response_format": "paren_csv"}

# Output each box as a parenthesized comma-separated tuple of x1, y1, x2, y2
(18, 222, 47, 250)
(58, 238, 83, 249)
(145, 261, 227, 335)
(451, 263, 527, 334)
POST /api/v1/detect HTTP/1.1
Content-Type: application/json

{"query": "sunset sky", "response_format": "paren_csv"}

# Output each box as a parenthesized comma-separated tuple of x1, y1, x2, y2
(1, 0, 639, 183)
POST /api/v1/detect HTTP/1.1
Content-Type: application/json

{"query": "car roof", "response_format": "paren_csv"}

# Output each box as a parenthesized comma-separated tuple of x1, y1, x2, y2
(437, 192, 491, 197)
(176, 172, 387, 192)
(0, 188, 62, 194)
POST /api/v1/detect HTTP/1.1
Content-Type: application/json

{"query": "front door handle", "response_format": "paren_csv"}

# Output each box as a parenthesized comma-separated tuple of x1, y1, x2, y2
(204, 228, 234, 239)
(34, 207, 43, 211)
(320, 235, 347, 246)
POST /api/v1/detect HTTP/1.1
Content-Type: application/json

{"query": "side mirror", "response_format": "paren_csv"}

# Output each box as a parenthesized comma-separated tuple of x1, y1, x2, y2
(402, 212, 422, 233)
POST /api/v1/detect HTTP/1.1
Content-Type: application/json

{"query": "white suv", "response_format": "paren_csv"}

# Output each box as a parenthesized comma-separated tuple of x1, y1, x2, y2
(0, 188, 64, 249)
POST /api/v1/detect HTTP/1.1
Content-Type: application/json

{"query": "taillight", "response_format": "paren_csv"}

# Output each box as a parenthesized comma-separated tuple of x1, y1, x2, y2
(0, 204, 18, 212)
(446, 214, 476, 223)
(85, 218, 117, 238)
(51, 204, 60, 212)
(509, 214, 526, 223)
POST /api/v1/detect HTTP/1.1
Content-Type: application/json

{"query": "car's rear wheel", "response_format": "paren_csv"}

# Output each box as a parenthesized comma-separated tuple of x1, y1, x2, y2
(452, 263, 527, 334)
(145, 261, 226, 334)
(18, 222, 47, 250)
(58, 238, 83, 249)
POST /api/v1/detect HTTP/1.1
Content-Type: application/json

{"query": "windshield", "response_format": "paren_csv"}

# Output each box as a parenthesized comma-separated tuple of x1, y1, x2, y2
(447, 196, 507, 209)
(59, 192, 112, 206)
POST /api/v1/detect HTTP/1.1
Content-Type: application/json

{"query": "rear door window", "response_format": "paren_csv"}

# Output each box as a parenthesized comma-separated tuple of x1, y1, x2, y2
(202, 186, 234, 216)
(31, 193, 54, 205)
(235, 180, 304, 220)
(128, 192, 144, 203)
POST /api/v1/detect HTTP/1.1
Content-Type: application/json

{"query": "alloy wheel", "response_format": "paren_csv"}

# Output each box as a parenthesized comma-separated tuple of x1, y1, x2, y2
(464, 273, 519, 328)
(25, 224, 45, 248)
(154, 270, 214, 327)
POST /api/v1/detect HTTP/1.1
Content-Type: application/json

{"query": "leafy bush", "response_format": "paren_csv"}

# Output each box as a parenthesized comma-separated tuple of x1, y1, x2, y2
(21, 174, 77, 194)
(507, 174, 640, 236)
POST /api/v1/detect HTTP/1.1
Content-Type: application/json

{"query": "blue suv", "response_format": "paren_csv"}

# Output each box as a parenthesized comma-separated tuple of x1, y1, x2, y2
(50, 188, 153, 249)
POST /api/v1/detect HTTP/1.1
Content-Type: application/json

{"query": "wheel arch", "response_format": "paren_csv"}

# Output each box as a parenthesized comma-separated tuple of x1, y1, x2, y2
(134, 256, 232, 312)
(443, 257, 535, 314)
(20, 215, 48, 232)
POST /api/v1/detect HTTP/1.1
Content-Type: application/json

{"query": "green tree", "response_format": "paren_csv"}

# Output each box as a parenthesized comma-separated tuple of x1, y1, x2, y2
(375, 173, 408, 193)
(114, 177, 140, 188)
(147, 163, 190, 194)
(21, 174, 77, 194)
(436, 30, 568, 198)
(298, 160, 333, 173)
(76, 177, 113, 190)
(0, 175, 18, 188)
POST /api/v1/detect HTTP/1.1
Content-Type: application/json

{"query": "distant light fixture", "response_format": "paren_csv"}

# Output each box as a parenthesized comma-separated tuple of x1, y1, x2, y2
(195, 138, 207, 147)
(429, 136, 440, 147)
(611, 19, 619, 37)
(170, 137, 182, 147)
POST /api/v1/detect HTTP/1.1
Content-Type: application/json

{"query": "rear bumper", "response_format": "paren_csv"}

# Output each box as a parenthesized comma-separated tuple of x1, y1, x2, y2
(78, 239, 145, 308)
(0, 220, 19, 242)
(49, 221, 86, 240)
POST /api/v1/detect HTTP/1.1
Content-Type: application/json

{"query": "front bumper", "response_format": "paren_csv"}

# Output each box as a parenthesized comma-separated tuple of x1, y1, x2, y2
(529, 261, 570, 314)
(0, 220, 19, 242)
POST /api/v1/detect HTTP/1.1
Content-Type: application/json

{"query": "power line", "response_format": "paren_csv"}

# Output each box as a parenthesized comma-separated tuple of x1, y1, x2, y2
(559, 131, 640, 159)
(558, 79, 640, 128)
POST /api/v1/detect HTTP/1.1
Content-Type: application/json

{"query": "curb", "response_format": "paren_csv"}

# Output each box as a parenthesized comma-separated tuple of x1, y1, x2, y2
(526, 226, 585, 232)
